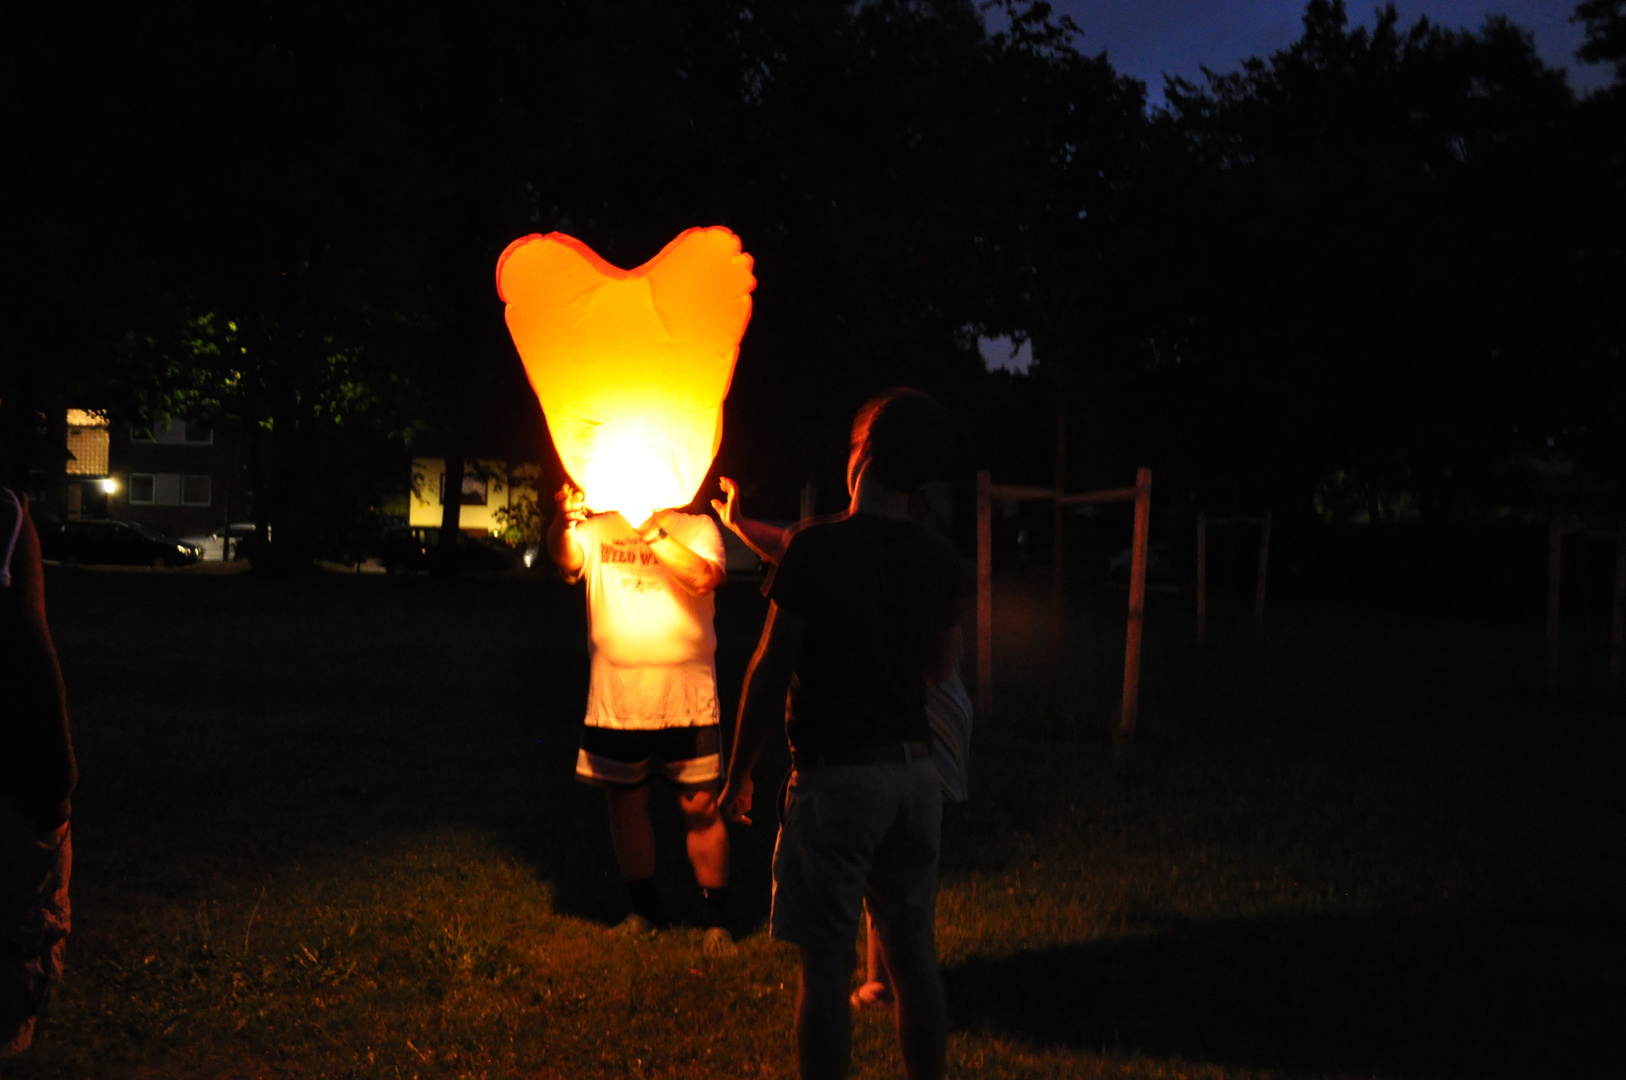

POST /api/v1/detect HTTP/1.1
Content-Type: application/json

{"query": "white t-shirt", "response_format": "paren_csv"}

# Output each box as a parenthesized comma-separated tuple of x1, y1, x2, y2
(573, 511, 727, 730)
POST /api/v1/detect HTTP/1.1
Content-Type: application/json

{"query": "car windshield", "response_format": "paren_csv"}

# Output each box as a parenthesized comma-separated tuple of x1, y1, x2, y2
(130, 525, 173, 542)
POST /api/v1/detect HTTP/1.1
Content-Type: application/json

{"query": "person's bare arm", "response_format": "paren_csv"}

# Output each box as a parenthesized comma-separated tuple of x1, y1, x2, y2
(711, 476, 790, 564)
(546, 484, 587, 582)
(721, 602, 804, 824)
(638, 512, 726, 595)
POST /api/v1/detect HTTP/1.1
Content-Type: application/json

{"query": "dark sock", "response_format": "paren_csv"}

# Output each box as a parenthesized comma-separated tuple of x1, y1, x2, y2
(625, 877, 661, 925)
(699, 885, 729, 930)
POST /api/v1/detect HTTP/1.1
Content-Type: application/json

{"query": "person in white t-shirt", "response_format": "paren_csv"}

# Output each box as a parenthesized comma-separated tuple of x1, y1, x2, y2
(547, 483, 735, 956)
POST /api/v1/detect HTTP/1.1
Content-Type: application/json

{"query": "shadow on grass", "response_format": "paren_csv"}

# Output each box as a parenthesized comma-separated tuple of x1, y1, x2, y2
(945, 906, 1613, 1079)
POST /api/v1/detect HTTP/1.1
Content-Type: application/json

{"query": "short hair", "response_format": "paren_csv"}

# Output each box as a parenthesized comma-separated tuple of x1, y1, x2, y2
(851, 389, 953, 492)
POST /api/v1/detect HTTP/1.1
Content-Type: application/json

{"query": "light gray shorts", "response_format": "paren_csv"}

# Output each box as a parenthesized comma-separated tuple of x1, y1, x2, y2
(770, 757, 941, 952)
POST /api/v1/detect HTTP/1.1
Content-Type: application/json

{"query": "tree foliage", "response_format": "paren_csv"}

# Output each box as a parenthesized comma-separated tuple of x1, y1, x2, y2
(2, 1, 1620, 551)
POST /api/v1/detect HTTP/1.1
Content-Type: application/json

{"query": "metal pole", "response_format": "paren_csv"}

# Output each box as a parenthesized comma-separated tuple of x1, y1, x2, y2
(1253, 510, 1272, 642)
(1121, 467, 1152, 736)
(1547, 516, 1562, 695)
(1196, 512, 1207, 645)
(1610, 520, 1625, 691)
(976, 470, 993, 721)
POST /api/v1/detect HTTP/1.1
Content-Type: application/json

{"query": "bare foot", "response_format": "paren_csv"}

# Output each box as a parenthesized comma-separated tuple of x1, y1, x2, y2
(849, 980, 894, 1010)
(701, 927, 736, 957)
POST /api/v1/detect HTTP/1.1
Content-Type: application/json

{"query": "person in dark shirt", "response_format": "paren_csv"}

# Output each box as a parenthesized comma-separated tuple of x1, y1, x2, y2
(0, 487, 75, 1061)
(722, 389, 957, 1080)
(712, 477, 974, 1013)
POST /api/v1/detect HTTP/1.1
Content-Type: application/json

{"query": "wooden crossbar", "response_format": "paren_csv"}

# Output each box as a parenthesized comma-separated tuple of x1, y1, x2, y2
(988, 483, 1059, 501)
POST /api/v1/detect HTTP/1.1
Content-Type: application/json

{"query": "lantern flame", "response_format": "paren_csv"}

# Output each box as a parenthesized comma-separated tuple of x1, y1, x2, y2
(496, 228, 755, 523)
(579, 424, 677, 528)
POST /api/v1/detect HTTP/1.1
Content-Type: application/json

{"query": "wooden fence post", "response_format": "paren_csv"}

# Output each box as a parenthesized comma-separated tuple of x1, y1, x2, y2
(1196, 512, 1207, 645)
(976, 470, 992, 721)
(1547, 516, 1562, 695)
(1254, 510, 1272, 642)
(1611, 521, 1625, 691)
(1121, 467, 1152, 736)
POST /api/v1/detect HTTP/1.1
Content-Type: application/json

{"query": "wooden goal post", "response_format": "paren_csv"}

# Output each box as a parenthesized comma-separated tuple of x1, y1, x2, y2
(975, 467, 1152, 736)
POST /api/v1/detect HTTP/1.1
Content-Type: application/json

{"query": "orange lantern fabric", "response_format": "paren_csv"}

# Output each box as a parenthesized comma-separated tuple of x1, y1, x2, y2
(496, 227, 755, 526)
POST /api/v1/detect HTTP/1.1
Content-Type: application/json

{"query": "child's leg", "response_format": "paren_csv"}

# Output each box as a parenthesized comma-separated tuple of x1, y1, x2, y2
(852, 903, 895, 1008)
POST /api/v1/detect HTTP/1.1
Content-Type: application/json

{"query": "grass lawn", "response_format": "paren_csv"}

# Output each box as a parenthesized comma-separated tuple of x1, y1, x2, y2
(8, 563, 1620, 1079)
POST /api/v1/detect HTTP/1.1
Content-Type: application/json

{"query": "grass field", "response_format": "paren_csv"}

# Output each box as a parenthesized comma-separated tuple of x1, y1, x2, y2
(7, 563, 1621, 1079)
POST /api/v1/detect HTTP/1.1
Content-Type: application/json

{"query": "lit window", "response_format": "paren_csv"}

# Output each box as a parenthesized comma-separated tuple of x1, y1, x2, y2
(66, 423, 110, 476)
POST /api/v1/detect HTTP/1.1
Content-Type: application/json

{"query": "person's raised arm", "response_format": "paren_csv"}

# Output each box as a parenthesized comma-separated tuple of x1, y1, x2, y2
(546, 484, 587, 581)
(637, 511, 725, 595)
(720, 601, 803, 825)
(711, 476, 790, 564)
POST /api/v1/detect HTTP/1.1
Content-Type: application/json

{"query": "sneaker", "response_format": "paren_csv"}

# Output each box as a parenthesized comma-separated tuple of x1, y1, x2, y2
(850, 980, 894, 1010)
(701, 926, 736, 957)
(608, 913, 656, 938)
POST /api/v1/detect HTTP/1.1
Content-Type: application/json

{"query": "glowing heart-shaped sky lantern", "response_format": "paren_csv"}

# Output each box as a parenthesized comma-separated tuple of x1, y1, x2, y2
(497, 227, 755, 527)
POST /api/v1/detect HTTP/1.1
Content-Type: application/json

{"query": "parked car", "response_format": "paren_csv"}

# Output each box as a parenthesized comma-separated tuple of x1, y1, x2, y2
(42, 519, 202, 567)
(178, 521, 261, 561)
(379, 525, 522, 574)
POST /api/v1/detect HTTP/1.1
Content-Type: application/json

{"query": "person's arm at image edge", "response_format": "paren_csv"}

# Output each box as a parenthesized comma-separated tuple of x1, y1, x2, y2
(721, 601, 803, 824)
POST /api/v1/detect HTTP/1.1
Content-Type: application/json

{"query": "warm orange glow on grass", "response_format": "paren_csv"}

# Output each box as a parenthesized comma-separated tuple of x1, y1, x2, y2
(496, 227, 755, 523)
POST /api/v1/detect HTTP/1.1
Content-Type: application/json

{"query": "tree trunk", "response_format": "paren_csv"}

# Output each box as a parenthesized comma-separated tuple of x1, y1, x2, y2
(267, 364, 304, 570)
(247, 421, 269, 559)
(436, 448, 464, 577)
(1046, 347, 1066, 740)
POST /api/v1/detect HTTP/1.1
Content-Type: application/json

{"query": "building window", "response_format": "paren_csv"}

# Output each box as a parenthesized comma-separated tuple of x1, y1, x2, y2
(129, 474, 156, 504)
(65, 410, 111, 476)
(182, 475, 212, 506)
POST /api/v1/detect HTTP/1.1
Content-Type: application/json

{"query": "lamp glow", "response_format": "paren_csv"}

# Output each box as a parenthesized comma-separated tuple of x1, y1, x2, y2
(99, 478, 117, 494)
(496, 227, 754, 523)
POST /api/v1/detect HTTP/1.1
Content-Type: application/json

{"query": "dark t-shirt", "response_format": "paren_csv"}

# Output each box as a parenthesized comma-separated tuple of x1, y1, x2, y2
(767, 512, 959, 758)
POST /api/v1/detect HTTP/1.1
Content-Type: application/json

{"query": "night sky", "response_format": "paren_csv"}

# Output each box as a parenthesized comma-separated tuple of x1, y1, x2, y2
(1051, 0, 1611, 100)
(980, 0, 1610, 374)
